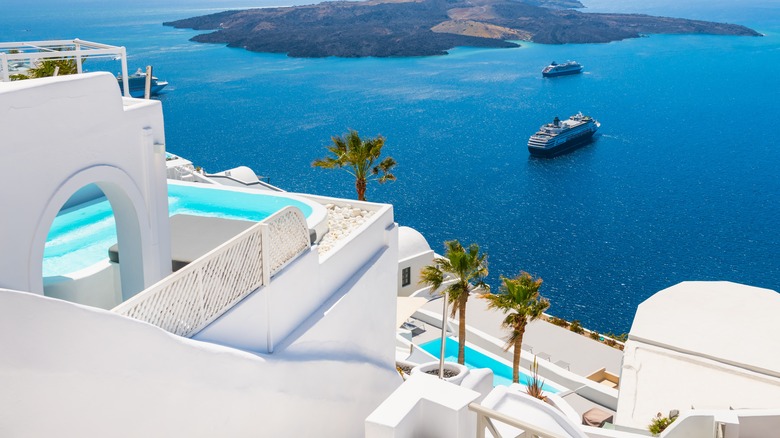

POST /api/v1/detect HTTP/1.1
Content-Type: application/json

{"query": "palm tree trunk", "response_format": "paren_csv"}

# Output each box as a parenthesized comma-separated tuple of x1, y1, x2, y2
(356, 177, 367, 201)
(513, 335, 522, 384)
(458, 292, 467, 365)
(514, 320, 527, 384)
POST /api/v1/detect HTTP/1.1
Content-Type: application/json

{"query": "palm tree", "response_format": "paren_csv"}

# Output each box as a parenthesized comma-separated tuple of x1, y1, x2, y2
(27, 58, 79, 78)
(312, 130, 396, 201)
(420, 240, 489, 365)
(11, 57, 81, 81)
(482, 272, 549, 384)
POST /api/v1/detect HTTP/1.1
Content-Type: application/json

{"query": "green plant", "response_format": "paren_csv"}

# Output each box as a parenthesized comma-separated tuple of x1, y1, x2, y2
(604, 332, 628, 343)
(419, 240, 489, 365)
(569, 320, 584, 334)
(548, 316, 569, 328)
(648, 412, 676, 436)
(481, 272, 549, 384)
(526, 356, 546, 400)
(12, 49, 83, 81)
(590, 330, 600, 340)
(312, 129, 396, 201)
(396, 365, 407, 381)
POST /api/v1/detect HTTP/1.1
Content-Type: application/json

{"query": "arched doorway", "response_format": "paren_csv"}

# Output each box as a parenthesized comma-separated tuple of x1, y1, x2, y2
(29, 165, 166, 306)
(42, 184, 122, 309)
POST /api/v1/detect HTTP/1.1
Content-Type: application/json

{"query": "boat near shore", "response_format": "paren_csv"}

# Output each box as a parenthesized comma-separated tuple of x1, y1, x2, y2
(117, 68, 168, 98)
(527, 112, 600, 157)
(542, 61, 583, 77)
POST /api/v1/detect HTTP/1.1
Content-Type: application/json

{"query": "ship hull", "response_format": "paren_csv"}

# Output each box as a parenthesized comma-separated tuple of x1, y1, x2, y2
(118, 76, 168, 98)
(528, 130, 597, 158)
(542, 68, 582, 78)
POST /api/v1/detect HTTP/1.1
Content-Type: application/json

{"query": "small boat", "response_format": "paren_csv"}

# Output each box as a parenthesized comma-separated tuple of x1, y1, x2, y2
(542, 61, 583, 78)
(527, 112, 600, 157)
(117, 68, 168, 98)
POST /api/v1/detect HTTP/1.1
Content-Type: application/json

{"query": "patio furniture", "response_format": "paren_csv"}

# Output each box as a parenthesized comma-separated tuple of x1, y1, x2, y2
(582, 407, 614, 428)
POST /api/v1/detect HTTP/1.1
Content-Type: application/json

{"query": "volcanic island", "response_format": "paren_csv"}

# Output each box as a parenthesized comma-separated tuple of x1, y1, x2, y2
(164, 0, 761, 58)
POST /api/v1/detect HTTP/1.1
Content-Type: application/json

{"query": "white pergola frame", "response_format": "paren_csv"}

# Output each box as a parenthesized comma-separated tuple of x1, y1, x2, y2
(0, 38, 130, 96)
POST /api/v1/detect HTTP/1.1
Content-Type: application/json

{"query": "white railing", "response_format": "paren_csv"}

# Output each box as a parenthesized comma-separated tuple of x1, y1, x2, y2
(112, 206, 310, 337)
(469, 403, 568, 438)
(0, 39, 130, 95)
(265, 206, 311, 275)
(167, 165, 214, 184)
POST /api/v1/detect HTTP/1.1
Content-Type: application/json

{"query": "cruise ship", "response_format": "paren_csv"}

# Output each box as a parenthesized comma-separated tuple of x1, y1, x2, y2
(527, 113, 600, 157)
(542, 61, 583, 77)
(117, 67, 169, 98)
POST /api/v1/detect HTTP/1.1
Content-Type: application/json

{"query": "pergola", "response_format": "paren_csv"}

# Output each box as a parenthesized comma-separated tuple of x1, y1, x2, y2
(0, 38, 130, 96)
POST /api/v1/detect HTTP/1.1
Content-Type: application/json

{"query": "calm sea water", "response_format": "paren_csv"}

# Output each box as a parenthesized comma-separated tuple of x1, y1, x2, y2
(3, 0, 778, 333)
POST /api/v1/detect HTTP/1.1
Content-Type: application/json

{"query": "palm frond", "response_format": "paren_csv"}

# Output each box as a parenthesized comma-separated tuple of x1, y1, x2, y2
(313, 129, 395, 200)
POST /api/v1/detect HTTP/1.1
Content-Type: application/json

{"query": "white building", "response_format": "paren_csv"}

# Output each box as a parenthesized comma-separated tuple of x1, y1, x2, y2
(397, 226, 435, 297)
(617, 281, 780, 428)
(0, 72, 401, 437)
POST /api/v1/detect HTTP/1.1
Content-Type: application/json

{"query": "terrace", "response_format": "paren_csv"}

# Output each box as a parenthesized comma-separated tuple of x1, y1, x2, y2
(0, 39, 133, 95)
(0, 70, 400, 436)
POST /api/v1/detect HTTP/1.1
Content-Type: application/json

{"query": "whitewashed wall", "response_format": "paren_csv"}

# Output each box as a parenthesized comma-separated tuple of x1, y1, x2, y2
(398, 251, 434, 297)
(195, 200, 397, 361)
(43, 262, 121, 309)
(0, 288, 399, 437)
(396, 226, 435, 297)
(0, 73, 171, 298)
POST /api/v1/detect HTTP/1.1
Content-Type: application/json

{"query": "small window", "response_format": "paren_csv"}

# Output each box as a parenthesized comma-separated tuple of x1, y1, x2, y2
(402, 267, 411, 287)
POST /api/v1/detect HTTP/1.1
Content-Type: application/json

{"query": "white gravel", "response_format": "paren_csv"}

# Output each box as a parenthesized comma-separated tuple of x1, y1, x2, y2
(317, 203, 375, 255)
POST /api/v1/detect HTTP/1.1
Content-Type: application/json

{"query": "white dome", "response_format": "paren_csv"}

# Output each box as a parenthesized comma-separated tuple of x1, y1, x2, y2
(398, 226, 431, 261)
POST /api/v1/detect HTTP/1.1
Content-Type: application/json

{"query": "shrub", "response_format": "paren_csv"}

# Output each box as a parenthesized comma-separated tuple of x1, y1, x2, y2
(569, 320, 584, 334)
(549, 316, 569, 328)
(590, 331, 600, 340)
(648, 412, 676, 436)
(604, 331, 628, 342)
(526, 357, 546, 400)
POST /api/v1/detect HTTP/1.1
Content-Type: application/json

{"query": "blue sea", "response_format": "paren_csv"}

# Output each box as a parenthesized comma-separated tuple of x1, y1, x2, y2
(3, 0, 778, 333)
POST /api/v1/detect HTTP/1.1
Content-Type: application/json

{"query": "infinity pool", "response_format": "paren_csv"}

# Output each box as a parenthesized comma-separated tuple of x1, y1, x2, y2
(43, 182, 316, 277)
(421, 337, 559, 392)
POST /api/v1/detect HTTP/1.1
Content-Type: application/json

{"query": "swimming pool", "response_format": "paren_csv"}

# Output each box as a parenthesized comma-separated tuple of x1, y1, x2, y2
(420, 337, 559, 392)
(43, 182, 319, 277)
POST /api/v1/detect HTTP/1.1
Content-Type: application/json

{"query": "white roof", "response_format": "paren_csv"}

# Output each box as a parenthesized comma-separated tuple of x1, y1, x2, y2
(629, 281, 780, 376)
(617, 281, 780, 428)
(398, 226, 431, 261)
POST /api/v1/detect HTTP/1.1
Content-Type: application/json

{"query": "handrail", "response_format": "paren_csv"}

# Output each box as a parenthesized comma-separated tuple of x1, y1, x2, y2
(469, 402, 568, 438)
(112, 206, 310, 338)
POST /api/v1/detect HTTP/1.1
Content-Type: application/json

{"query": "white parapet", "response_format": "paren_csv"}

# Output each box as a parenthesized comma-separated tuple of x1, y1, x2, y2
(0, 287, 400, 437)
(366, 373, 482, 438)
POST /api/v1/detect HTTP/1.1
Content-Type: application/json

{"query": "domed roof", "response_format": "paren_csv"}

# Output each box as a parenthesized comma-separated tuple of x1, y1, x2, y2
(631, 281, 780, 374)
(398, 226, 431, 261)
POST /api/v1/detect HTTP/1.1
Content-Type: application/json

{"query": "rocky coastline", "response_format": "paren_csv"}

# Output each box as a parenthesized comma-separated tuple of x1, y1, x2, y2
(163, 0, 761, 58)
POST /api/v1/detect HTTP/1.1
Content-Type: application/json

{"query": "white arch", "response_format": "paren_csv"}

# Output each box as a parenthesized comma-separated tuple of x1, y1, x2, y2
(0, 72, 172, 301)
(29, 165, 153, 299)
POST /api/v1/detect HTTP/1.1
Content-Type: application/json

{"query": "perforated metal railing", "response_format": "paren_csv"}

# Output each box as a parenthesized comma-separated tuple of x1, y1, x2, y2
(112, 206, 310, 338)
(265, 205, 311, 275)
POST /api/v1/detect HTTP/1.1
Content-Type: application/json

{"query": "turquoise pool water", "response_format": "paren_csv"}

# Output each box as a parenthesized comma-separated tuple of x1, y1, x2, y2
(43, 183, 313, 276)
(421, 337, 559, 392)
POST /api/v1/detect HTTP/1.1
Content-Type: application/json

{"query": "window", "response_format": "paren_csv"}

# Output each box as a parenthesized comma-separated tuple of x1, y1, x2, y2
(402, 267, 411, 287)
